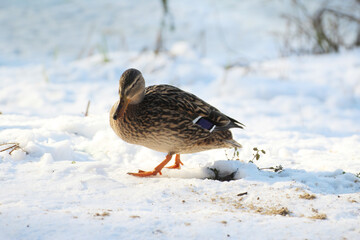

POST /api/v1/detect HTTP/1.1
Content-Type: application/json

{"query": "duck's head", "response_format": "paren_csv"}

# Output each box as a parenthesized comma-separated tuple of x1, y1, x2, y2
(112, 68, 145, 120)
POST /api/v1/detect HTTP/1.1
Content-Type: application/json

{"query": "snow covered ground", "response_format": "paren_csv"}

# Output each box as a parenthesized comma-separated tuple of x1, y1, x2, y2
(1, 1, 359, 239)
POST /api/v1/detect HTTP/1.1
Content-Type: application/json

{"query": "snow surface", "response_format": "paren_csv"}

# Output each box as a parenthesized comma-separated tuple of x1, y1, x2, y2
(1, 1, 360, 239)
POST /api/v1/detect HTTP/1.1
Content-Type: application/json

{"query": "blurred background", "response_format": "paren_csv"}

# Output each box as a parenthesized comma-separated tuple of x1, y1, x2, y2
(1, 0, 359, 65)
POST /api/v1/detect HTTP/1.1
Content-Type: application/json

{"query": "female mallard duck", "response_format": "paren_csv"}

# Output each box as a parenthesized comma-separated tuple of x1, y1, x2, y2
(110, 68, 244, 177)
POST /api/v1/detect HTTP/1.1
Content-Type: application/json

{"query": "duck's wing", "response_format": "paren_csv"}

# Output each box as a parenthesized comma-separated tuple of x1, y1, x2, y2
(146, 85, 245, 132)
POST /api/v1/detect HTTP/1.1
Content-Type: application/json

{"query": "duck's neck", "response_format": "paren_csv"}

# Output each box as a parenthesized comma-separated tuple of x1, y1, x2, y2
(130, 90, 145, 104)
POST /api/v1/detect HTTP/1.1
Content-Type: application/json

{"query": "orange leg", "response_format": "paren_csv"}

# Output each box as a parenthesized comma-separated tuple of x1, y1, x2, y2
(166, 154, 183, 169)
(127, 153, 173, 177)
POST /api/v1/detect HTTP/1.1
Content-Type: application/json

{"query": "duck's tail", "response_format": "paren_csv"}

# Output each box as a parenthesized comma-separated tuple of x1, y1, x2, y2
(214, 116, 245, 131)
(228, 117, 245, 129)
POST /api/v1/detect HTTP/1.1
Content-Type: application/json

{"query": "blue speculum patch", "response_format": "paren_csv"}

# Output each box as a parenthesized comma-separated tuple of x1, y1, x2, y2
(195, 117, 214, 130)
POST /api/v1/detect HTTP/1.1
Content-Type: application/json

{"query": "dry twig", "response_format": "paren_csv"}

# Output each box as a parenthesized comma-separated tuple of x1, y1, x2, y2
(0, 143, 27, 155)
(84, 100, 91, 117)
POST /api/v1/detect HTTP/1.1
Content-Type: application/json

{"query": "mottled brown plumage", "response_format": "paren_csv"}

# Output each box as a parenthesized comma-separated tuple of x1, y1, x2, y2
(110, 68, 244, 177)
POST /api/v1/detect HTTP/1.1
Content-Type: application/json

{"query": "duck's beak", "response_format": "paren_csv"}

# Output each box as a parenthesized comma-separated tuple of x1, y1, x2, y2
(113, 97, 131, 120)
